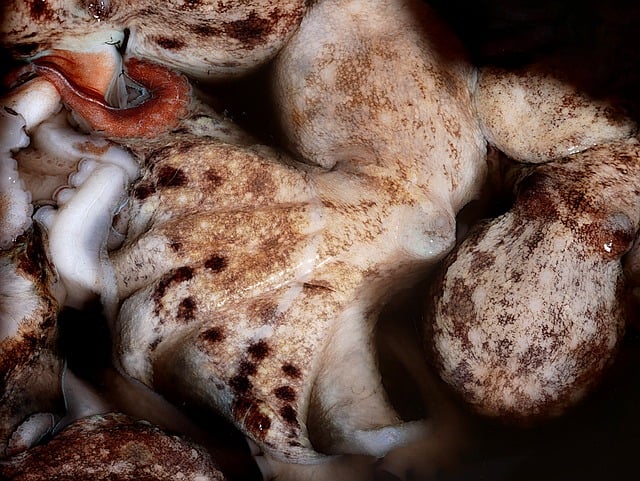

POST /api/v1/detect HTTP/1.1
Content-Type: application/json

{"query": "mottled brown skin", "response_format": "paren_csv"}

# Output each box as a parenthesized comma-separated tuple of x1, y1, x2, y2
(113, 128, 427, 464)
(427, 140, 640, 420)
(0, 0, 306, 79)
(0, 226, 63, 456)
(107, 0, 487, 469)
(475, 62, 637, 164)
(0, 413, 227, 480)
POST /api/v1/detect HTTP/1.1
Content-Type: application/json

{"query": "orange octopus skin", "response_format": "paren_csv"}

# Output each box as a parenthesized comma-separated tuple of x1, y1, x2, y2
(32, 56, 191, 139)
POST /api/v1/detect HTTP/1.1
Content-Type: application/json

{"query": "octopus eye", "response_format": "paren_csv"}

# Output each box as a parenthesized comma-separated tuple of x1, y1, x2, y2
(588, 212, 635, 258)
(82, 0, 111, 20)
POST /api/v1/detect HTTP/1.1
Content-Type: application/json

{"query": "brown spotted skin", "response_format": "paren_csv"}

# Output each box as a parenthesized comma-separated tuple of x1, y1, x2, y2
(108, 0, 486, 464)
(1, 0, 306, 79)
(112, 133, 401, 461)
(0, 226, 63, 456)
(0, 413, 227, 480)
(427, 140, 640, 421)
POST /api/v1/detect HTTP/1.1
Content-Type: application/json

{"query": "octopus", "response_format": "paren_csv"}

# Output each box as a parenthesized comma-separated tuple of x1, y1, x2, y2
(1, 0, 485, 479)
(427, 140, 640, 420)
(0, 0, 638, 480)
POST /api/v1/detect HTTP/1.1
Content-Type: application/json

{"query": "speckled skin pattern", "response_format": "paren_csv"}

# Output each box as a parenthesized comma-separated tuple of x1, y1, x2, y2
(427, 140, 640, 420)
(475, 62, 637, 163)
(109, 0, 485, 464)
(0, 227, 63, 456)
(0, 413, 227, 480)
(0, 0, 306, 79)
(3, 0, 638, 478)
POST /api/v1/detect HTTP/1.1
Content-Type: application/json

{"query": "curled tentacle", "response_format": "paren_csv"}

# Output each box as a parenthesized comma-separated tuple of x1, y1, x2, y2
(32, 56, 191, 139)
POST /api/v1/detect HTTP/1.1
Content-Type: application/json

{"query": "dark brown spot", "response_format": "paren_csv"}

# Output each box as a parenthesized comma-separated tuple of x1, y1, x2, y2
(279, 405, 299, 426)
(199, 326, 225, 345)
(497, 314, 515, 326)
(190, 24, 221, 36)
(154, 266, 194, 300)
(238, 360, 257, 377)
(177, 297, 197, 322)
(250, 298, 279, 324)
(29, 0, 55, 21)
(281, 363, 301, 379)
(156, 166, 188, 188)
(229, 375, 252, 393)
(133, 182, 156, 200)
(204, 255, 227, 272)
(468, 250, 496, 276)
(510, 270, 524, 283)
(440, 278, 476, 350)
(223, 12, 273, 47)
(247, 340, 271, 361)
(233, 398, 271, 439)
(155, 36, 187, 51)
(204, 169, 224, 188)
(274, 386, 296, 402)
(495, 338, 513, 360)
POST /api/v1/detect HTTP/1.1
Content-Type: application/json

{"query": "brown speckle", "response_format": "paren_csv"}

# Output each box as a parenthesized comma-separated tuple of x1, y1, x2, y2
(133, 182, 156, 200)
(247, 340, 271, 361)
(229, 375, 252, 394)
(238, 360, 257, 376)
(223, 12, 273, 47)
(468, 250, 496, 276)
(29, 0, 55, 21)
(450, 361, 473, 387)
(280, 405, 299, 426)
(155, 37, 187, 51)
(274, 386, 296, 402)
(233, 398, 272, 439)
(204, 169, 224, 188)
(73, 141, 111, 156)
(204, 254, 227, 272)
(177, 297, 197, 322)
(440, 278, 475, 350)
(191, 24, 221, 37)
(281, 363, 301, 379)
(156, 166, 188, 188)
(516, 172, 560, 220)
(199, 326, 225, 345)
(154, 266, 194, 300)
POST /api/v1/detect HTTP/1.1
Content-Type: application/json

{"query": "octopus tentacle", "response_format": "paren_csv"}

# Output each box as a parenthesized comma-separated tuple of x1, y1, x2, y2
(32, 56, 191, 139)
